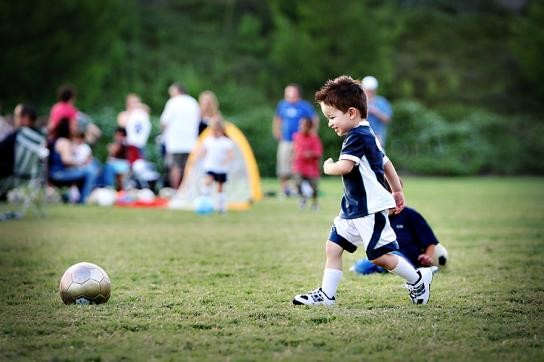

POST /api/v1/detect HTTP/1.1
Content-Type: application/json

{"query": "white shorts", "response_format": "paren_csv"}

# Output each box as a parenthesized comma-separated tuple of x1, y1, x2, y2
(329, 210, 398, 260)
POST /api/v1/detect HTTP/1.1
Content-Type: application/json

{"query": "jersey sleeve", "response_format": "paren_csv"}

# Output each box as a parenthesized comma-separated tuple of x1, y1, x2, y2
(408, 209, 439, 248)
(339, 132, 365, 165)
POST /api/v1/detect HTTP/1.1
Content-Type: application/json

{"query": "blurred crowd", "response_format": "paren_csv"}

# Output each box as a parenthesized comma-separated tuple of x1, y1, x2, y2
(0, 75, 391, 206)
(0, 83, 224, 204)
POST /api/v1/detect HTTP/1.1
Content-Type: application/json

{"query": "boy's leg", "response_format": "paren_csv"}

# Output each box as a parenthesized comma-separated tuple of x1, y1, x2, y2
(294, 174, 306, 208)
(372, 253, 419, 284)
(216, 181, 226, 212)
(293, 217, 361, 306)
(358, 210, 434, 304)
(293, 240, 342, 306)
(322, 241, 343, 298)
(310, 178, 318, 209)
(202, 173, 214, 196)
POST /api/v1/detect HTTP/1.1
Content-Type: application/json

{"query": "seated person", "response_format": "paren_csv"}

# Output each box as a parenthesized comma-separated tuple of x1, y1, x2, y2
(48, 118, 100, 203)
(0, 105, 44, 180)
(72, 130, 92, 166)
(101, 127, 130, 190)
(351, 206, 446, 275)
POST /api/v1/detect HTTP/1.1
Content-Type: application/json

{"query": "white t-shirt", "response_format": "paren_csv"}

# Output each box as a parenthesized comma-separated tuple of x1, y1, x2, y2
(203, 136, 234, 174)
(72, 143, 92, 166)
(160, 94, 200, 154)
(126, 108, 151, 149)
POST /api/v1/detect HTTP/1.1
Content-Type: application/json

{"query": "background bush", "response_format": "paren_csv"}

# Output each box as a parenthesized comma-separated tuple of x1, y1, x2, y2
(2, 0, 543, 176)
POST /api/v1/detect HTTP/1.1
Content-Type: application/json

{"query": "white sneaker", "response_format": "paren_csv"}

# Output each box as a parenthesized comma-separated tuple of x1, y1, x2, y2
(292, 288, 335, 306)
(405, 268, 434, 305)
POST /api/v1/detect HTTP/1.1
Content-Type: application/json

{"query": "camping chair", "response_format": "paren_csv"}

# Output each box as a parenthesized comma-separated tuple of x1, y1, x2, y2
(0, 127, 48, 221)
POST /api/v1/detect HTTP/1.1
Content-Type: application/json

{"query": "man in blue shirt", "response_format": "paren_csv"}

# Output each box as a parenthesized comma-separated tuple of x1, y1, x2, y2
(273, 84, 318, 197)
(351, 207, 446, 275)
(362, 76, 392, 146)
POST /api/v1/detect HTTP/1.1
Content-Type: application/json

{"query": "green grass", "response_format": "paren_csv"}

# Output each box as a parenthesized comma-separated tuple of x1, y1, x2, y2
(1, 177, 543, 361)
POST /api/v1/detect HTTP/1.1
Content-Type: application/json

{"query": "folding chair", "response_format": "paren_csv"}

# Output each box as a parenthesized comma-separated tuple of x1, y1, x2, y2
(0, 127, 48, 221)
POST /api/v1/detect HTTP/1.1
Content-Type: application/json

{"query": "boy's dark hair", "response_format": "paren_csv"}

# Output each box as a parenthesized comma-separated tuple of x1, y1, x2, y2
(315, 75, 367, 118)
(57, 84, 76, 102)
(20, 104, 37, 123)
(115, 127, 127, 137)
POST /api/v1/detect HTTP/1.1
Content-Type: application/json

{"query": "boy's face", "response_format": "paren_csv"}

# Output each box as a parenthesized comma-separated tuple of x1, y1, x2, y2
(115, 132, 125, 142)
(299, 119, 311, 134)
(320, 102, 358, 136)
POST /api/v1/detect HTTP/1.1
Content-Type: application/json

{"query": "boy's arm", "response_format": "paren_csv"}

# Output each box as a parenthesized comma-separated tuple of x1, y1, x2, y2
(323, 158, 354, 175)
(384, 160, 405, 214)
(418, 245, 436, 267)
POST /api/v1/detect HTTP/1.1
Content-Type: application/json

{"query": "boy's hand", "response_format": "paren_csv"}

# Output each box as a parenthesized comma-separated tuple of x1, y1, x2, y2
(392, 191, 405, 214)
(323, 158, 334, 175)
(418, 254, 433, 266)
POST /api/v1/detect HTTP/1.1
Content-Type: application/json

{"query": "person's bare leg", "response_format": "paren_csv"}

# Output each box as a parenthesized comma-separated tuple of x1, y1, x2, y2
(170, 166, 181, 189)
(372, 253, 419, 284)
(321, 241, 343, 298)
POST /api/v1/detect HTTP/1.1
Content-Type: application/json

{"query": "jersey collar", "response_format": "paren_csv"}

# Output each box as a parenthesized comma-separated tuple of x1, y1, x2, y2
(359, 120, 370, 127)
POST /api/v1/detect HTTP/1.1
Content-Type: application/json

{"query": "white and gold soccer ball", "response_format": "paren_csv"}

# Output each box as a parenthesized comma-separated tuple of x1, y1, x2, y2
(432, 244, 448, 267)
(59, 262, 111, 305)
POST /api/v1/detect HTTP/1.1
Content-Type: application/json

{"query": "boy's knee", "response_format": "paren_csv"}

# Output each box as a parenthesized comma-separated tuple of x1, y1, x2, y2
(369, 253, 397, 270)
(325, 241, 343, 258)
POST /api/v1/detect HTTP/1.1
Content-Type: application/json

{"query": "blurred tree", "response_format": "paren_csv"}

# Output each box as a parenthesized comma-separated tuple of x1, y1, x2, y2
(0, 0, 135, 112)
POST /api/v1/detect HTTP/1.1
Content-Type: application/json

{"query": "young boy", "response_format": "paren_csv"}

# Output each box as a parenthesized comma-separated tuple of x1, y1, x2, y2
(293, 117, 323, 210)
(292, 76, 435, 306)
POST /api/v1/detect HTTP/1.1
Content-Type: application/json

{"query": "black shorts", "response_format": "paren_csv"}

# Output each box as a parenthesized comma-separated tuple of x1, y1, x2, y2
(206, 171, 227, 183)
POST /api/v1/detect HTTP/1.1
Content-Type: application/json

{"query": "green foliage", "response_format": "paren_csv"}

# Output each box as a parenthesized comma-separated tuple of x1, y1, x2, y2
(2, 0, 543, 175)
(510, 2, 544, 104)
(1, 177, 544, 360)
(389, 101, 544, 175)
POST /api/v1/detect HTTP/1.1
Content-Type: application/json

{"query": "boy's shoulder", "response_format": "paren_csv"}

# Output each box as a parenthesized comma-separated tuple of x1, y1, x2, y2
(344, 123, 374, 143)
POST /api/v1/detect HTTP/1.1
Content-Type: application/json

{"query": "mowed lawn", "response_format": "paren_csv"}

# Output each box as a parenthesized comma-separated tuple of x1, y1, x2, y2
(1, 177, 543, 361)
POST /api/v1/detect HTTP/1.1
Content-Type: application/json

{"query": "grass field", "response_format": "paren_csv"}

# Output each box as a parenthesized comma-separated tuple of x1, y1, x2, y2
(1, 177, 543, 361)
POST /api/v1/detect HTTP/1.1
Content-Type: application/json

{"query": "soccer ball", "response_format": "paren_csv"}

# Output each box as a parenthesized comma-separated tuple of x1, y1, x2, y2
(432, 244, 448, 267)
(88, 188, 117, 206)
(194, 196, 214, 215)
(59, 262, 111, 305)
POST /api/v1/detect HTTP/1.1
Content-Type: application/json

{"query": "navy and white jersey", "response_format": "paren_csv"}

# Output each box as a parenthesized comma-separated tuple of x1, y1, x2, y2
(338, 121, 395, 219)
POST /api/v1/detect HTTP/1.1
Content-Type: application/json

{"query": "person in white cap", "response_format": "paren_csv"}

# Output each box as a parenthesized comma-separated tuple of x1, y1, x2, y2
(361, 76, 393, 146)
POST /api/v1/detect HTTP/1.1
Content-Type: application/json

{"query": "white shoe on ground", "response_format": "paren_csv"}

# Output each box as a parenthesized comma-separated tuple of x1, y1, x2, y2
(292, 287, 335, 306)
(405, 267, 434, 305)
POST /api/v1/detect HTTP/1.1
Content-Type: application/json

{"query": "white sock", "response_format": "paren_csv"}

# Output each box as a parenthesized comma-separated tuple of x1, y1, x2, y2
(390, 256, 420, 284)
(321, 268, 342, 298)
(217, 192, 226, 212)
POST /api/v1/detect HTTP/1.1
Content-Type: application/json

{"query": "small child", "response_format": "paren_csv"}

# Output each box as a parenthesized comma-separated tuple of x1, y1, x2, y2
(197, 120, 234, 213)
(292, 76, 435, 306)
(293, 117, 323, 209)
(72, 131, 92, 166)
